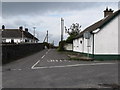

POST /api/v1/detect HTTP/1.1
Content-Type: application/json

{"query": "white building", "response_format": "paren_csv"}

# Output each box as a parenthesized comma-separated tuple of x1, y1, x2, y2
(1, 26, 39, 44)
(73, 8, 120, 60)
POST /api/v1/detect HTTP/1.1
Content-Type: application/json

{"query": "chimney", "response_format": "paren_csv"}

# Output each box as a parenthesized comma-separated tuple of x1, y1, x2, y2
(104, 7, 114, 17)
(19, 26, 23, 30)
(25, 28, 28, 32)
(2, 25, 5, 29)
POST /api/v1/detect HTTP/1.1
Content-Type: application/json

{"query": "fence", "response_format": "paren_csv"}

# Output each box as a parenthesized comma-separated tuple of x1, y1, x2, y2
(2, 43, 45, 64)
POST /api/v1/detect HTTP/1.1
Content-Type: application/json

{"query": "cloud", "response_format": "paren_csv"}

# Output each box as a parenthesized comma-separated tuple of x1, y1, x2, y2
(2, 2, 100, 16)
(2, 2, 118, 45)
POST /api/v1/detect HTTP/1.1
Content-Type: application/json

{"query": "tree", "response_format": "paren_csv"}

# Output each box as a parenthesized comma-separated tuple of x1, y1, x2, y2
(65, 23, 81, 43)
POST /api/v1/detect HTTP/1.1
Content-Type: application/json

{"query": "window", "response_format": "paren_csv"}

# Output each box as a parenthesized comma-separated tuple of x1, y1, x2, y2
(25, 39, 29, 42)
(11, 39, 14, 43)
(80, 40, 82, 44)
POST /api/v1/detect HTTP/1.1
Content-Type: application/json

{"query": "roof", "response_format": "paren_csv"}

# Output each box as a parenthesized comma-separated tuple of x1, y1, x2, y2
(1, 29, 39, 41)
(74, 9, 120, 39)
(23, 30, 39, 40)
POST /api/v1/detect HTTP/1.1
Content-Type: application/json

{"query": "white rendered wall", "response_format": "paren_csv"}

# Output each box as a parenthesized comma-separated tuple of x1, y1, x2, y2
(73, 39, 79, 52)
(14, 39, 21, 43)
(89, 35, 93, 54)
(79, 37, 84, 53)
(6, 39, 11, 43)
(4, 38, 36, 43)
(94, 15, 119, 54)
(83, 38, 87, 53)
(64, 44, 73, 51)
(73, 37, 84, 52)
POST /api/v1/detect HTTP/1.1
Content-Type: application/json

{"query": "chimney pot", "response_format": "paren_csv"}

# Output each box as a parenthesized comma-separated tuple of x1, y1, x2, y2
(104, 7, 113, 17)
(2, 25, 5, 29)
(19, 26, 23, 30)
(25, 28, 28, 32)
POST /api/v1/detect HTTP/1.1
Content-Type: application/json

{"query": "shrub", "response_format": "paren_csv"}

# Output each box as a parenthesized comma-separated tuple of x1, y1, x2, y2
(58, 41, 66, 51)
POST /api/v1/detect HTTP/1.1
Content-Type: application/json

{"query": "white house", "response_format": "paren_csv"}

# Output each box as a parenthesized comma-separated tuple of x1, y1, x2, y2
(1, 26, 39, 44)
(73, 8, 120, 60)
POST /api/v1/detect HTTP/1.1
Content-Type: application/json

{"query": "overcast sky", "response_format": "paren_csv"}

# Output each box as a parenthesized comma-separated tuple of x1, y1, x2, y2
(1, 2, 118, 45)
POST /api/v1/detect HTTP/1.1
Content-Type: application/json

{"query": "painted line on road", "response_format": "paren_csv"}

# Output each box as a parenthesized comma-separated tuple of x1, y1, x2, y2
(31, 60, 41, 69)
(46, 49, 50, 54)
(41, 55, 45, 59)
(8, 69, 22, 71)
(60, 60, 62, 62)
(31, 49, 50, 69)
(32, 62, 116, 69)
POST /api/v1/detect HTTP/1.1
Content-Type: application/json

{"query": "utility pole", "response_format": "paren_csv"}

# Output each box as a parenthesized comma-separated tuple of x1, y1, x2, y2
(33, 27, 36, 43)
(47, 30, 48, 43)
(22, 30, 24, 42)
(61, 18, 64, 41)
(52, 40, 54, 46)
(43, 30, 48, 43)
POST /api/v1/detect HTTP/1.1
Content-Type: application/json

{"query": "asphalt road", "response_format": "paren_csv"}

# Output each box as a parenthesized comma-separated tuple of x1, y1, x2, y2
(2, 49, 119, 89)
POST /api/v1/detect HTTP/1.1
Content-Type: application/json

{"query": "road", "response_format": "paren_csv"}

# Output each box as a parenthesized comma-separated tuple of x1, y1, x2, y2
(2, 49, 119, 88)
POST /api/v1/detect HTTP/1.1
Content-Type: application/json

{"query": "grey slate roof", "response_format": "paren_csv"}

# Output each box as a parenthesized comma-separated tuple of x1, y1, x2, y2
(74, 9, 120, 39)
(2, 29, 39, 41)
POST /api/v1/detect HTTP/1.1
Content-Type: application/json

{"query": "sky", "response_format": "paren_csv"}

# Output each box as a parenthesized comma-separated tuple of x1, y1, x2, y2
(1, 2, 118, 46)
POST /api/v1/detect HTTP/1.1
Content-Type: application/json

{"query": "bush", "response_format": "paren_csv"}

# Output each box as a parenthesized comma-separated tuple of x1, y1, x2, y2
(43, 42, 49, 49)
(58, 41, 66, 51)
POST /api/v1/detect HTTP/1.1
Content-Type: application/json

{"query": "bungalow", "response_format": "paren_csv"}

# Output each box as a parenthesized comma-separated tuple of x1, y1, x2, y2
(73, 8, 120, 60)
(1, 25, 39, 44)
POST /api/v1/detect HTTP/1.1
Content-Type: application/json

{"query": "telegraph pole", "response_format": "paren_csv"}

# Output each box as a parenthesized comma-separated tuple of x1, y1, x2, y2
(47, 30, 48, 43)
(33, 27, 36, 43)
(61, 18, 64, 41)
(43, 30, 48, 43)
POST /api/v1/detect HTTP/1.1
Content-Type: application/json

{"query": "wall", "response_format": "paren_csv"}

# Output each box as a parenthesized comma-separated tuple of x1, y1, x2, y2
(2, 43, 44, 64)
(84, 35, 94, 54)
(3, 38, 38, 43)
(73, 36, 93, 54)
(73, 39, 79, 52)
(94, 15, 119, 55)
(64, 43, 73, 51)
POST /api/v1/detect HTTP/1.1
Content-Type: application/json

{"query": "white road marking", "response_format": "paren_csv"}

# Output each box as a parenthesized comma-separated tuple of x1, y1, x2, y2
(31, 49, 50, 69)
(31, 60, 41, 69)
(47, 60, 70, 62)
(32, 62, 116, 69)
(18, 69, 22, 70)
(41, 55, 45, 59)
(46, 50, 49, 54)
(60, 60, 62, 62)
(11, 69, 22, 71)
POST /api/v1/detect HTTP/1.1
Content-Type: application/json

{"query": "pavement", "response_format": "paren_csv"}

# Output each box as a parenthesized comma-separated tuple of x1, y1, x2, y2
(2, 49, 119, 89)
